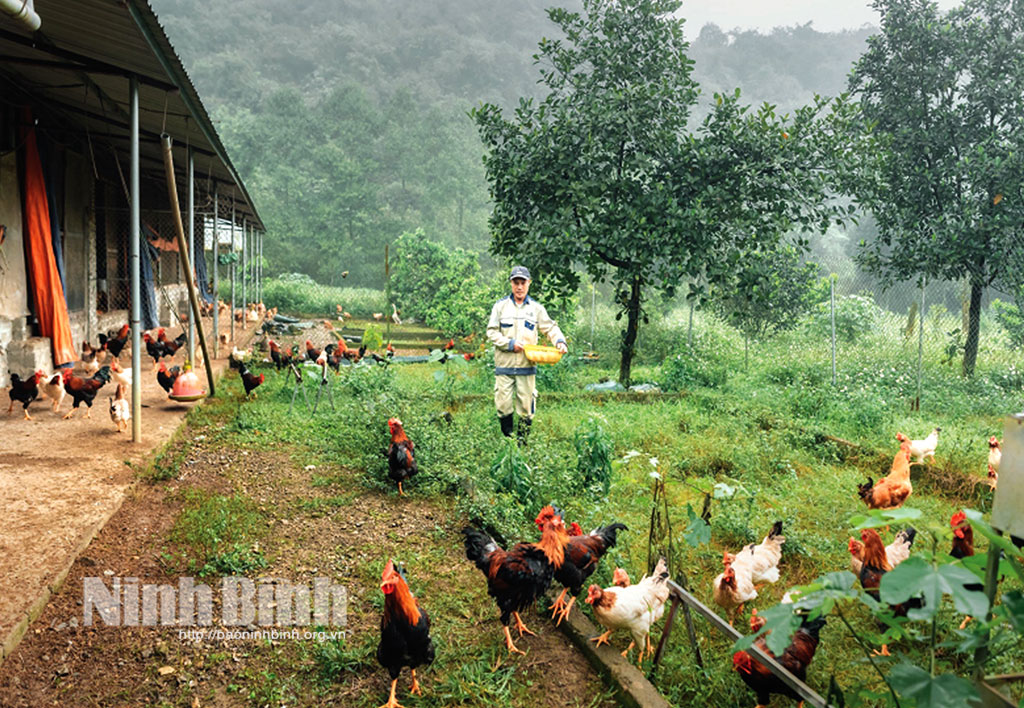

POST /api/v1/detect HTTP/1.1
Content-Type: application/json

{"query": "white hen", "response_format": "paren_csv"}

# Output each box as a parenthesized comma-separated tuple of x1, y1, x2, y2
(908, 427, 940, 464)
(109, 383, 130, 433)
(585, 558, 670, 666)
(40, 372, 65, 413)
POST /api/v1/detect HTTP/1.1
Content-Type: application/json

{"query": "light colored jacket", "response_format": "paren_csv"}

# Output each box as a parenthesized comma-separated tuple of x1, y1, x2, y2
(487, 294, 566, 375)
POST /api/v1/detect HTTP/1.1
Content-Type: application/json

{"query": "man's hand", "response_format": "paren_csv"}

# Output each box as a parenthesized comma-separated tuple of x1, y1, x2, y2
(513, 342, 525, 353)
(556, 342, 568, 354)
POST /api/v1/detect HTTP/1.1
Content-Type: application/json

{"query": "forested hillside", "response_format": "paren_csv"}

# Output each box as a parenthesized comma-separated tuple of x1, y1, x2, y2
(151, 0, 873, 286)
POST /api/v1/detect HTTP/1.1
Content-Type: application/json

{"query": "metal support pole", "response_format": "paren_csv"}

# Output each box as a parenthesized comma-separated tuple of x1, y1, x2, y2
(258, 231, 262, 305)
(241, 217, 247, 321)
(212, 187, 219, 358)
(187, 145, 195, 364)
(916, 276, 926, 410)
(230, 198, 235, 342)
(129, 75, 141, 443)
(830, 275, 837, 386)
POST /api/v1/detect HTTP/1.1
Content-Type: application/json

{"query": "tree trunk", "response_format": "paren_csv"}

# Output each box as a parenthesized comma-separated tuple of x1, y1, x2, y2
(618, 276, 642, 386)
(961, 276, 984, 377)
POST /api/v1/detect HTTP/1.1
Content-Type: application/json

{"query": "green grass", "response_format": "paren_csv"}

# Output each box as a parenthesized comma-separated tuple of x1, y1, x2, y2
(164, 303, 1024, 706)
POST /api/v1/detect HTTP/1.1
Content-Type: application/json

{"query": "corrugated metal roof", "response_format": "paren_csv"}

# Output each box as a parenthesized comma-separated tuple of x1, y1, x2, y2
(0, 0, 263, 229)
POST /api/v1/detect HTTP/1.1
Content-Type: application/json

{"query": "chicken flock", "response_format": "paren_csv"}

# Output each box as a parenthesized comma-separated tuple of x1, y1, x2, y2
(4, 309, 1011, 708)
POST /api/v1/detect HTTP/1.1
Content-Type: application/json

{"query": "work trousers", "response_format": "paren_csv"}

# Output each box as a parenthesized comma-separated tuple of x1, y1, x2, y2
(494, 374, 536, 419)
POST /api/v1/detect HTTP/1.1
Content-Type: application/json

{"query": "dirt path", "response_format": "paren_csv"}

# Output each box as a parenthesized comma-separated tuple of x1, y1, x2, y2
(0, 391, 617, 707)
(0, 320, 260, 667)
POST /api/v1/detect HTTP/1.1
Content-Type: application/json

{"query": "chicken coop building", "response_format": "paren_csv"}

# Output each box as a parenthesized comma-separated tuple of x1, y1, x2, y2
(0, 0, 263, 387)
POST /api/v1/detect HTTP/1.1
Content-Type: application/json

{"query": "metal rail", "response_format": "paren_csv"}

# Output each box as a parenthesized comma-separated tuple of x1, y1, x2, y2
(659, 579, 835, 708)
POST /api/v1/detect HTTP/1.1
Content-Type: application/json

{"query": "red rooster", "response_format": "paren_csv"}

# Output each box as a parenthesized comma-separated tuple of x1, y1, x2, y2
(239, 365, 264, 399)
(463, 507, 567, 654)
(534, 507, 627, 624)
(950, 511, 983, 628)
(99, 323, 130, 360)
(305, 339, 321, 362)
(156, 328, 186, 358)
(61, 366, 112, 419)
(733, 606, 826, 707)
(142, 332, 166, 368)
(7, 370, 44, 420)
(157, 363, 182, 394)
(377, 560, 435, 708)
(387, 418, 418, 496)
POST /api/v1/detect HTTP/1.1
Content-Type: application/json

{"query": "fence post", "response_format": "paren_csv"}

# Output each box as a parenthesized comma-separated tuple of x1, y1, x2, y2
(187, 145, 195, 364)
(212, 187, 219, 358)
(129, 75, 141, 443)
(830, 274, 837, 386)
(385, 242, 391, 343)
(230, 197, 235, 343)
(916, 276, 926, 411)
(241, 217, 247, 320)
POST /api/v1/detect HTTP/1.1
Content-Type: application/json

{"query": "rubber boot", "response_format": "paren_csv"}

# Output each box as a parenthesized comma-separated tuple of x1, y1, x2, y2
(517, 417, 532, 447)
(499, 414, 514, 438)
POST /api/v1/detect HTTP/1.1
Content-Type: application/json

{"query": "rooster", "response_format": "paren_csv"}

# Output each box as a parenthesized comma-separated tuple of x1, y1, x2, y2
(157, 363, 181, 394)
(305, 339, 321, 363)
(733, 601, 827, 708)
(239, 365, 264, 399)
(949, 511, 983, 628)
(99, 323, 130, 360)
(387, 418, 418, 496)
(858, 527, 922, 656)
(61, 366, 112, 419)
(534, 508, 627, 625)
(585, 557, 671, 666)
(7, 370, 44, 420)
(386, 343, 395, 359)
(907, 427, 940, 464)
(848, 527, 916, 575)
(987, 436, 1001, 489)
(463, 506, 568, 655)
(858, 434, 913, 511)
(377, 560, 435, 708)
(142, 332, 166, 368)
(157, 328, 186, 358)
(40, 372, 65, 413)
(268, 339, 291, 370)
(109, 383, 130, 433)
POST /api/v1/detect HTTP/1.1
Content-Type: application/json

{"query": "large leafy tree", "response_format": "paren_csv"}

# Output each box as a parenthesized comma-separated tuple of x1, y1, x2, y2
(850, 0, 1024, 377)
(473, 0, 857, 383)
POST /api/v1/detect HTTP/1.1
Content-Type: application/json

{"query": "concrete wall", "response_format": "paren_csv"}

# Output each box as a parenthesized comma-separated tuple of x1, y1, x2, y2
(0, 152, 30, 387)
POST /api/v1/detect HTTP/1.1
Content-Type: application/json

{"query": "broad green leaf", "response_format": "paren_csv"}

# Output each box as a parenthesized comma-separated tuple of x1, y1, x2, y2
(850, 507, 922, 530)
(682, 503, 710, 547)
(879, 556, 934, 618)
(730, 601, 799, 656)
(888, 663, 980, 708)
(1000, 591, 1024, 633)
(940, 564, 989, 617)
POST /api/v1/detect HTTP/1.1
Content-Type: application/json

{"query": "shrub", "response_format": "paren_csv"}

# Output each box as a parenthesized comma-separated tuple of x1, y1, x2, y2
(660, 352, 728, 391)
(991, 298, 1024, 348)
(573, 418, 613, 495)
(804, 292, 880, 343)
(257, 277, 384, 317)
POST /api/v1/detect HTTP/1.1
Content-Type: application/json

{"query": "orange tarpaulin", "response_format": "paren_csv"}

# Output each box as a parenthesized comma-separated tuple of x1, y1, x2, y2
(21, 108, 76, 366)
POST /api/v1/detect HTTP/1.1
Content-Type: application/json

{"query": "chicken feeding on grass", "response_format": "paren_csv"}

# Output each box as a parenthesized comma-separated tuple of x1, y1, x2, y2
(713, 521, 785, 625)
(534, 507, 627, 625)
(858, 527, 922, 656)
(858, 434, 913, 515)
(585, 557, 670, 666)
(109, 383, 130, 433)
(463, 506, 567, 655)
(848, 527, 916, 576)
(733, 600, 827, 708)
(41, 372, 65, 413)
(377, 560, 434, 708)
(987, 436, 1001, 489)
(387, 418, 418, 496)
(7, 370, 44, 420)
(62, 366, 112, 419)
(239, 365, 264, 399)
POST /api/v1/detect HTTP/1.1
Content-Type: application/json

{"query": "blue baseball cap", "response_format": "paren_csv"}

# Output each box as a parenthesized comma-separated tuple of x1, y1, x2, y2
(509, 265, 531, 281)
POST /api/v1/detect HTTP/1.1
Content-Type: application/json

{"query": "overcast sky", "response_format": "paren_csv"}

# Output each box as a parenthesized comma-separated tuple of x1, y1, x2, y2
(677, 0, 963, 34)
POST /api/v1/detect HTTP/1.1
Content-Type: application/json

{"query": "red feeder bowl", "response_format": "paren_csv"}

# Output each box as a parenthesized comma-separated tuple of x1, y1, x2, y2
(169, 368, 207, 402)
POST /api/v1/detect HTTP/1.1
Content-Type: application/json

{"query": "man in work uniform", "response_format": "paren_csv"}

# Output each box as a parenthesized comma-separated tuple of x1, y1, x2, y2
(487, 266, 568, 445)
